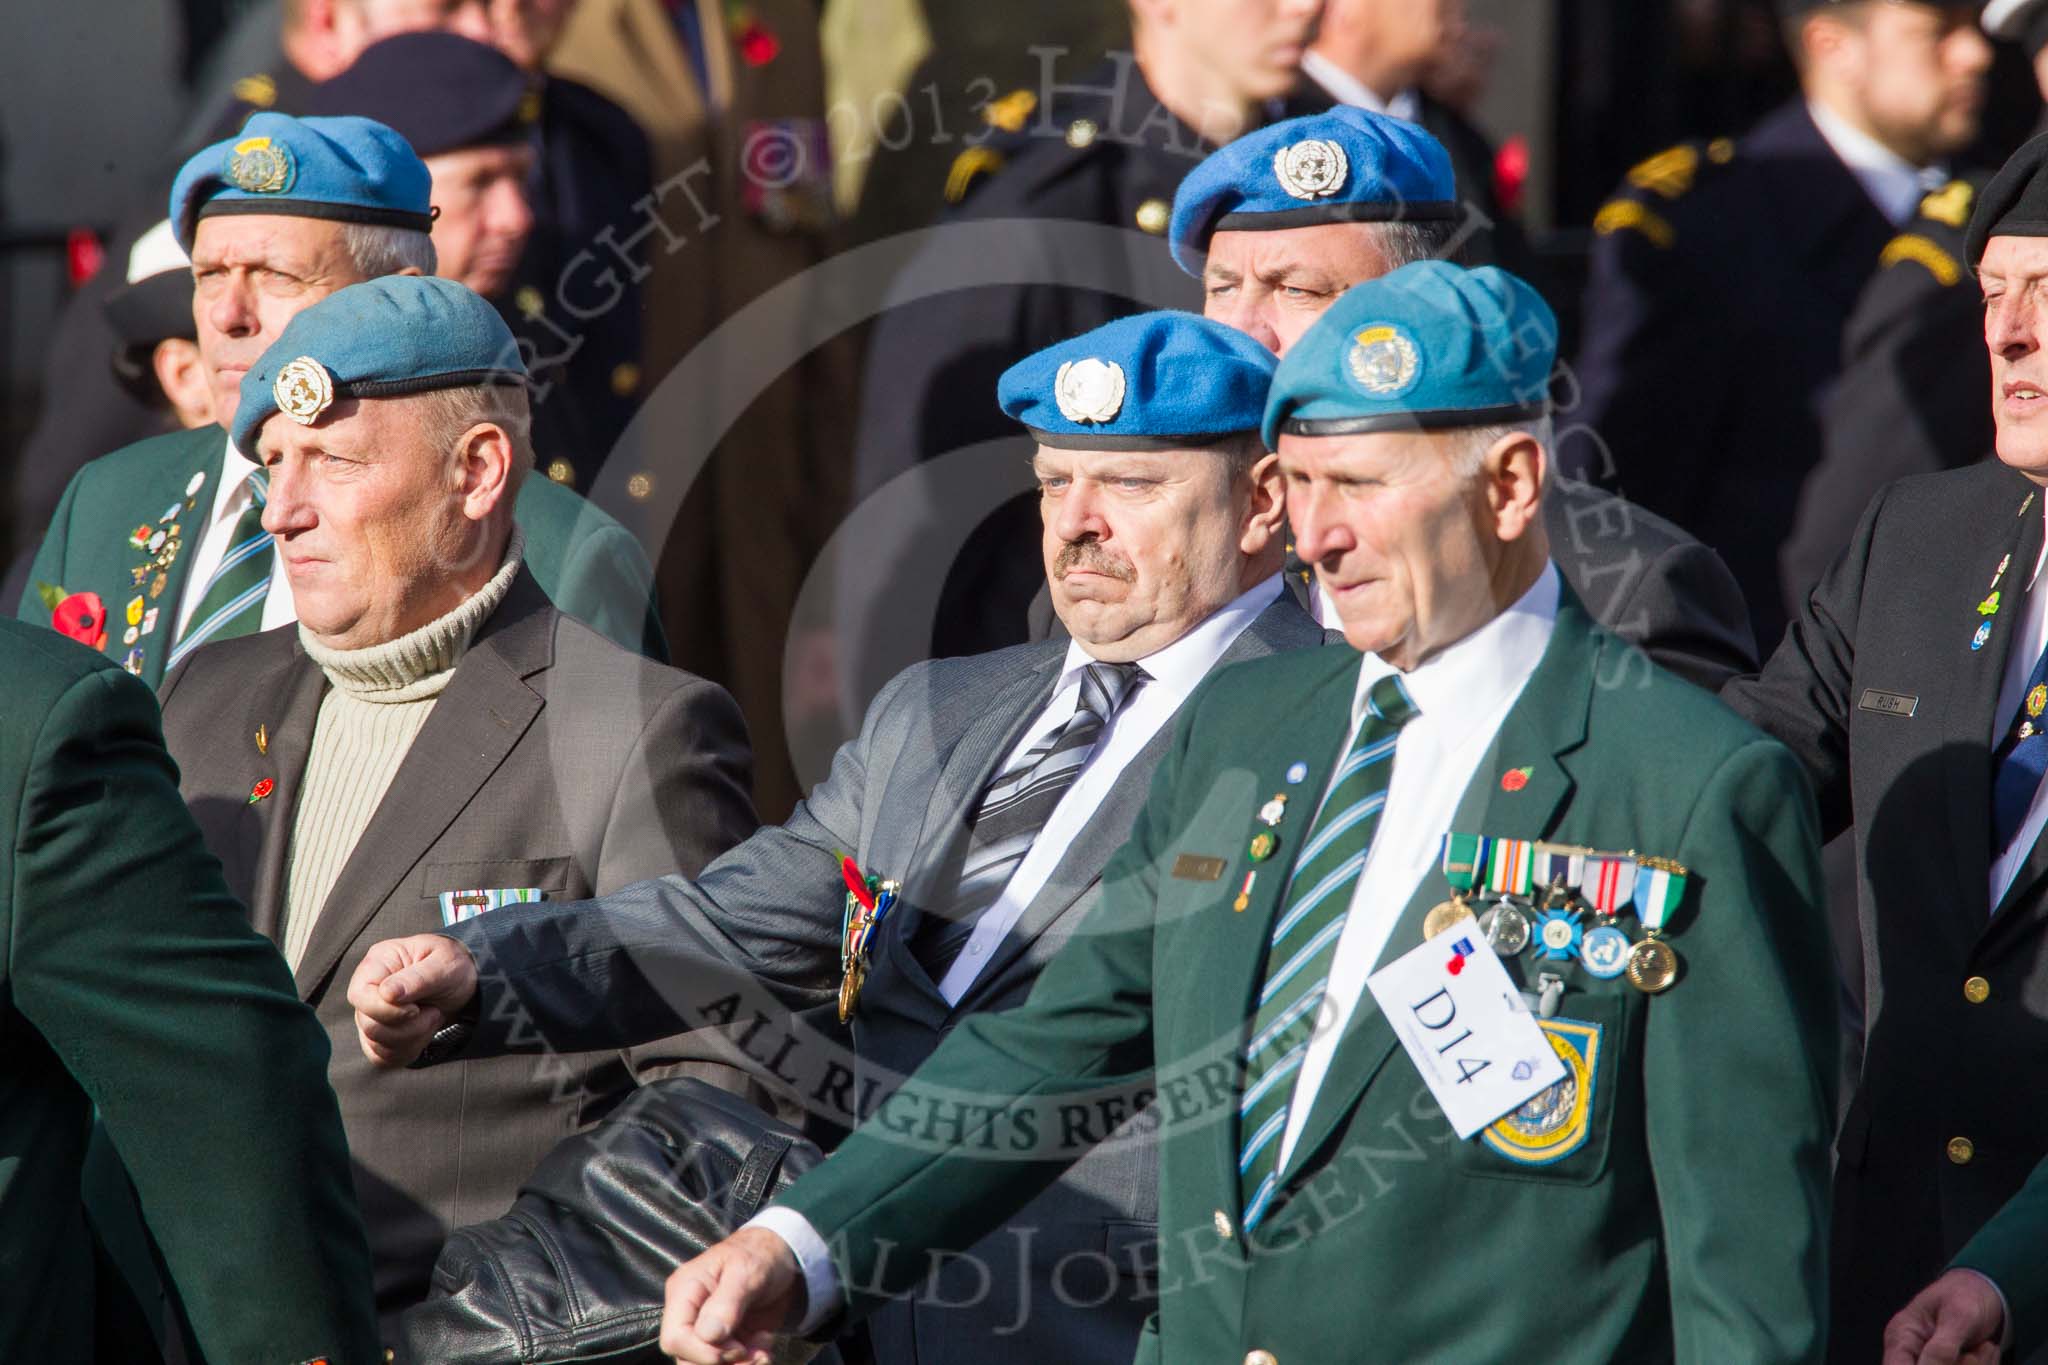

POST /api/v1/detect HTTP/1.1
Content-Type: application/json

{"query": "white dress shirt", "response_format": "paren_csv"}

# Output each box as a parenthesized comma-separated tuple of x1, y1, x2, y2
(173, 437, 295, 641)
(935, 575, 1285, 1004)
(753, 574, 1282, 1326)
(1274, 563, 1558, 1168)
(1989, 497, 2048, 907)
(1300, 50, 1421, 123)
(1807, 98, 1947, 227)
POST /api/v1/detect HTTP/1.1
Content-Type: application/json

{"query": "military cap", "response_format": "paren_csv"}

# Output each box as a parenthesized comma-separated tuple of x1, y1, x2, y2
(999, 311, 1277, 450)
(1986, 0, 2048, 53)
(300, 32, 540, 158)
(232, 275, 527, 452)
(170, 112, 433, 252)
(1967, 130, 2048, 265)
(1167, 106, 1458, 276)
(104, 219, 195, 347)
(1263, 261, 1555, 449)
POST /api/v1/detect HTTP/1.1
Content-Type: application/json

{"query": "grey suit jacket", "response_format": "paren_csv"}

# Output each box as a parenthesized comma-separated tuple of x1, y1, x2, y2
(435, 590, 1326, 1365)
(157, 569, 757, 1324)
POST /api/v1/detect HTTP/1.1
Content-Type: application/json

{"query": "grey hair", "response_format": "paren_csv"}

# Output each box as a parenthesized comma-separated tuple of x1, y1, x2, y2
(1451, 416, 1553, 482)
(341, 222, 437, 278)
(413, 383, 534, 496)
(1368, 219, 1469, 270)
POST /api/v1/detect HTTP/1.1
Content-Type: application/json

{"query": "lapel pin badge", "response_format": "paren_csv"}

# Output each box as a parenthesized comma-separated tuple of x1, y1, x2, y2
(255, 724, 268, 755)
(1972, 621, 1993, 651)
(1285, 761, 1308, 785)
(248, 777, 275, 805)
(1501, 765, 1532, 793)
(1234, 870, 1256, 912)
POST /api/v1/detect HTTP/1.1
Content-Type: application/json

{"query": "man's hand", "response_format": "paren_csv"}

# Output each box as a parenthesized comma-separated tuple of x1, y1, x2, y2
(1883, 1268, 2007, 1365)
(347, 933, 479, 1067)
(658, 1228, 806, 1365)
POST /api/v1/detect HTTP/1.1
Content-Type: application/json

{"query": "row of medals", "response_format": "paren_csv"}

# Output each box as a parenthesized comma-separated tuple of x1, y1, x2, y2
(1422, 881, 1679, 994)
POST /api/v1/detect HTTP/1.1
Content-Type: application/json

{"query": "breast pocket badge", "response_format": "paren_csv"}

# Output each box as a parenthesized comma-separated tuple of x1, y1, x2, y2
(1479, 1017, 1602, 1166)
(438, 886, 544, 926)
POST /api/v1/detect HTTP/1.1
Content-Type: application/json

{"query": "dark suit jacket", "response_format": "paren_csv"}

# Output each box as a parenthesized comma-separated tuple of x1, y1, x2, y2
(1573, 99, 1895, 651)
(780, 586, 1834, 1363)
(432, 590, 1327, 1365)
(1724, 461, 2048, 1363)
(0, 619, 378, 1364)
(156, 570, 757, 1322)
(1782, 174, 1992, 613)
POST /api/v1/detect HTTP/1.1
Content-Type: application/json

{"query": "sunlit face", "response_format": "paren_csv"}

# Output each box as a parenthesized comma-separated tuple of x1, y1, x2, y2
(1825, 2, 1990, 163)
(191, 215, 365, 424)
(1203, 223, 1401, 354)
(1330, 0, 1460, 87)
(256, 394, 506, 648)
(1159, 0, 1325, 104)
(1037, 444, 1272, 662)
(425, 144, 537, 299)
(1280, 427, 1539, 667)
(1981, 235, 2048, 481)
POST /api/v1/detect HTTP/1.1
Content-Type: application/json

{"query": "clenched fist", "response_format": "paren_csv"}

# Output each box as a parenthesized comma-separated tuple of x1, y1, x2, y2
(348, 933, 479, 1067)
(658, 1227, 806, 1364)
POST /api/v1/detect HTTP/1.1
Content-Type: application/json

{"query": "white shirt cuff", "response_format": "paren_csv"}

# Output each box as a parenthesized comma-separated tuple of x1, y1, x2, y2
(743, 1205, 841, 1335)
(1956, 1268, 2015, 1352)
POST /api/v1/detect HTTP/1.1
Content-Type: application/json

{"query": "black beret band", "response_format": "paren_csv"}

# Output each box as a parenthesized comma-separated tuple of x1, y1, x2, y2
(1025, 427, 1252, 452)
(195, 197, 436, 235)
(339, 369, 530, 399)
(1280, 401, 1549, 437)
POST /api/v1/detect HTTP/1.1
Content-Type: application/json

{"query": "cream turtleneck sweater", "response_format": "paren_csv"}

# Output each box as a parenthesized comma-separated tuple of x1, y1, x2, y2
(280, 531, 523, 970)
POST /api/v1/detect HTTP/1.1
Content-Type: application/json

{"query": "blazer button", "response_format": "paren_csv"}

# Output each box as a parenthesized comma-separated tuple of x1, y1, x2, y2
(1245, 1352, 1279, 1365)
(1213, 1209, 1234, 1241)
(1964, 975, 1991, 1004)
(1948, 1136, 1976, 1165)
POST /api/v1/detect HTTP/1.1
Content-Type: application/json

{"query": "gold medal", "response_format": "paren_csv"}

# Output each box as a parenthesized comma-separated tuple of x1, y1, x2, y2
(838, 958, 867, 1023)
(1423, 896, 1476, 939)
(1625, 936, 1679, 993)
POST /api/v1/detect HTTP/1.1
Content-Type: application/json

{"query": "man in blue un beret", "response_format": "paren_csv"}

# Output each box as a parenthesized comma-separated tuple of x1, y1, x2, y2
(155, 273, 760, 1327)
(346, 309, 1325, 1365)
(649, 262, 1837, 1365)
(17, 111, 667, 689)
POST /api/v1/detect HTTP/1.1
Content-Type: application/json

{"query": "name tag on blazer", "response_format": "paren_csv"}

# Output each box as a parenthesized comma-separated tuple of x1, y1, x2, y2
(438, 887, 545, 926)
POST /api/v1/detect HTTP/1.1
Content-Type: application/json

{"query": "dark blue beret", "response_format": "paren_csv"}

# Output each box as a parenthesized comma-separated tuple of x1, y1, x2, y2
(1263, 262, 1555, 448)
(233, 275, 527, 452)
(1167, 106, 1458, 276)
(170, 112, 433, 252)
(999, 312, 1277, 450)
(301, 32, 540, 159)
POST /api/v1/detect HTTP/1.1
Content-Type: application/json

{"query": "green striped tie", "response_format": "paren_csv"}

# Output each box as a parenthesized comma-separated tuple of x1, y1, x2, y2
(169, 469, 271, 669)
(1238, 672, 1420, 1230)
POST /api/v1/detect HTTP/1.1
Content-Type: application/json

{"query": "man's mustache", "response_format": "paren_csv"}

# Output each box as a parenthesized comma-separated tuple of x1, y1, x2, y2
(1054, 541, 1135, 581)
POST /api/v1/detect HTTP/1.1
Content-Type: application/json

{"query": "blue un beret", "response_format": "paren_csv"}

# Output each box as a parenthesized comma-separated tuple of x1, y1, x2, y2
(170, 112, 434, 253)
(232, 275, 527, 453)
(1168, 107, 1458, 276)
(999, 311, 1278, 451)
(1262, 261, 1555, 450)
(301, 32, 540, 158)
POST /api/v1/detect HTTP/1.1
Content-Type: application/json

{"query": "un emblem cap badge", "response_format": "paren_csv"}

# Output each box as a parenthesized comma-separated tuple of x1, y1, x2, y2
(1273, 138, 1348, 200)
(274, 356, 335, 425)
(1054, 357, 1126, 424)
(1347, 323, 1422, 396)
(225, 135, 295, 194)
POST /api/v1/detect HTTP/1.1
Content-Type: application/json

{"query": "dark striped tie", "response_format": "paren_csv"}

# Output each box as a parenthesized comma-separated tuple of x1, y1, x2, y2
(168, 469, 272, 669)
(1238, 673, 1420, 1231)
(913, 660, 1145, 980)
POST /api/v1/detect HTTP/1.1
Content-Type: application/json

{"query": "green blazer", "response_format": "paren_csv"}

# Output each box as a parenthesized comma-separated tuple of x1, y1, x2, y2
(17, 424, 668, 686)
(0, 618, 378, 1363)
(779, 587, 1837, 1363)
(1951, 1157, 2048, 1354)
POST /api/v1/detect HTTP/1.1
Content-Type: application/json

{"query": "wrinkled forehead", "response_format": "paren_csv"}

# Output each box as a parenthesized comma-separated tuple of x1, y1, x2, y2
(1031, 442, 1230, 480)
(1204, 222, 1392, 285)
(190, 213, 354, 272)
(1980, 233, 2048, 283)
(255, 394, 388, 458)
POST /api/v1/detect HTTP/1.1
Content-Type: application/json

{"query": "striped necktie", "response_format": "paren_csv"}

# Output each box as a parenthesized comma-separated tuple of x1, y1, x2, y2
(912, 660, 1145, 981)
(168, 469, 272, 669)
(1238, 673, 1420, 1231)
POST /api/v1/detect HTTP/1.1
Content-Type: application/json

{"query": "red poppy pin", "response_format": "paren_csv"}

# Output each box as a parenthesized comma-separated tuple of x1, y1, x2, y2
(839, 853, 876, 911)
(737, 17, 780, 66)
(1500, 766, 1532, 793)
(248, 778, 275, 805)
(36, 583, 107, 650)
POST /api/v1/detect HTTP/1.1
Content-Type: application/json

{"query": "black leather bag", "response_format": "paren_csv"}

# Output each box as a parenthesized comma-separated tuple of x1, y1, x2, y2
(395, 1079, 834, 1365)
